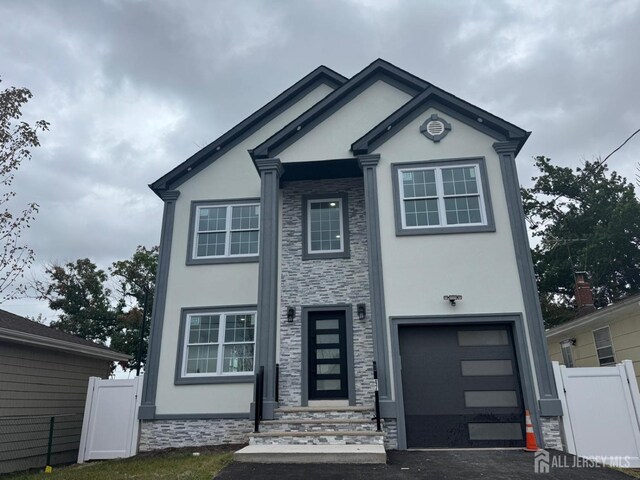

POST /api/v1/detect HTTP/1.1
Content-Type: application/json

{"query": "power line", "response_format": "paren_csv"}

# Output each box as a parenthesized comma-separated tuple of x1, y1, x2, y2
(594, 127, 640, 169)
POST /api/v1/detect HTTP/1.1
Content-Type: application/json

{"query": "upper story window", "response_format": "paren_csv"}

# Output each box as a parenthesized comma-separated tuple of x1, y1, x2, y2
(176, 308, 257, 384)
(560, 340, 575, 368)
(187, 199, 260, 265)
(392, 158, 495, 236)
(593, 326, 616, 366)
(302, 194, 350, 260)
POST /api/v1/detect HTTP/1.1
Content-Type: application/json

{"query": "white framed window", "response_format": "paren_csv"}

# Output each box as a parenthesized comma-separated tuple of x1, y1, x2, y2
(391, 159, 495, 236)
(302, 193, 350, 260)
(593, 326, 616, 366)
(182, 311, 256, 377)
(190, 202, 260, 262)
(560, 340, 575, 367)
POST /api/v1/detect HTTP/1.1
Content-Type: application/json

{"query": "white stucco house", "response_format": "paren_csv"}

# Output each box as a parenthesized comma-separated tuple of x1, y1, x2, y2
(138, 59, 563, 459)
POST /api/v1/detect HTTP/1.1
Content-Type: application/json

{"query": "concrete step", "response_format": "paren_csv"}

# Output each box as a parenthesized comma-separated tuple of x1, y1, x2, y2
(234, 444, 386, 464)
(249, 430, 384, 446)
(260, 418, 380, 433)
(274, 405, 375, 421)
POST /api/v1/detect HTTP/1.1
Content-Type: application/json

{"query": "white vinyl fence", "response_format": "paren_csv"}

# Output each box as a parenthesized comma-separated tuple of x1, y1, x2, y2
(553, 360, 640, 467)
(77, 376, 143, 463)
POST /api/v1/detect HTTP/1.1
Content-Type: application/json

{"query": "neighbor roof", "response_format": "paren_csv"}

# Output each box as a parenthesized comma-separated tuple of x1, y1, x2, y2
(0, 308, 130, 361)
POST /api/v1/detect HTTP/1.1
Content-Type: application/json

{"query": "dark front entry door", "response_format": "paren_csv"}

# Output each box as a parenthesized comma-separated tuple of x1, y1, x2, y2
(308, 311, 348, 400)
(399, 324, 525, 448)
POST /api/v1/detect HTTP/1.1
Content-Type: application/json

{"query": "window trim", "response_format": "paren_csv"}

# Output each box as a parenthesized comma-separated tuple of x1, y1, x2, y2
(592, 326, 616, 366)
(302, 193, 350, 260)
(175, 305, 257, 385)
(186, 198, 261, 265)
(560, 339, 575, 368)
(391, 158, 495, 236)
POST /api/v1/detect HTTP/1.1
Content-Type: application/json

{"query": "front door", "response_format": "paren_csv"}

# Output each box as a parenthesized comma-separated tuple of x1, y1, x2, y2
(308, 311, 349, 400)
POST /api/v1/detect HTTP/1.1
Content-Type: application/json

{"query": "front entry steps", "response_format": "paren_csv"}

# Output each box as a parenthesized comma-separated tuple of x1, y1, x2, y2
(234, 405, 386, 464)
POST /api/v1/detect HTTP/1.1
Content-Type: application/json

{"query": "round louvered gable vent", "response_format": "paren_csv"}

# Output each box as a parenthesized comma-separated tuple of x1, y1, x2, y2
(420, 114, 452, 142)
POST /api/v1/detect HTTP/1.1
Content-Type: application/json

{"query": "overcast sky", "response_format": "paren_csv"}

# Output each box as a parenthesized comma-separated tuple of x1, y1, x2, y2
(1, 0, 639, 321)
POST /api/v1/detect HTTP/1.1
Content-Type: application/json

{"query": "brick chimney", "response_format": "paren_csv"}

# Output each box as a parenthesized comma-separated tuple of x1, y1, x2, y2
(574, 271, 595, 316)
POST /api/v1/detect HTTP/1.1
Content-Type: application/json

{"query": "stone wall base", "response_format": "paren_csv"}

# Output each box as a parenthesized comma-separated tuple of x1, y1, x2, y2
(383, 419, 398, 450)
(540, 416, 563, 451)
(139, 418, 252, 452)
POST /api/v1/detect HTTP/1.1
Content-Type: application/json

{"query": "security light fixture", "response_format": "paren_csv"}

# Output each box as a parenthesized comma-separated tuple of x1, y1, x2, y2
(357, 303, 366, 320)
(444, 295, 462, 306)
(287, 306, 295, 323)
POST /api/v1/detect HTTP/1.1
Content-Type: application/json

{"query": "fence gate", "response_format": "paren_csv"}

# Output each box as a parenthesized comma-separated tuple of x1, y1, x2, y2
(553, 360, 640, 467)
(77, 376, 143, 463)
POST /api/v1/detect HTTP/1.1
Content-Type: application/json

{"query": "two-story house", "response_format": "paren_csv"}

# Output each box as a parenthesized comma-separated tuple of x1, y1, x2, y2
(137, 59, 563, 461)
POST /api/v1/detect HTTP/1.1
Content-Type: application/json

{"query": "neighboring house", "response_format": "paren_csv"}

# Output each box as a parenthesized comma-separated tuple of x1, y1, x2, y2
(138, 59, 563, 457)
(547, 293, 640, 385)
(0, 309, 129, 474)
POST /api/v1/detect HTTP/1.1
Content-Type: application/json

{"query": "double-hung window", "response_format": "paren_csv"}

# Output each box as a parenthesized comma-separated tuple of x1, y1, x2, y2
(179, 310, 256, 382)
(302, 194, 350, 260)
(188, 200, 260, 264)
(392, 159, 495, 235)
(560, 340, 575, 367)
(593, 326, 616, 366)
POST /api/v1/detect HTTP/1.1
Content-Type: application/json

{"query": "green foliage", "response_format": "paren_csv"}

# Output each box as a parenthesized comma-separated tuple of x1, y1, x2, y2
(0, 78, 49, 301)
(40, 246, 158, 371)
(522, 156, 640, 327)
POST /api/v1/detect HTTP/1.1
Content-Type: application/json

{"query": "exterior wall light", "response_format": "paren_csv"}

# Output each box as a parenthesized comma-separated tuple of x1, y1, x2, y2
(287, 306, 295, 323)
(357, 303, 366, 320)
(444, 295, 462, 306)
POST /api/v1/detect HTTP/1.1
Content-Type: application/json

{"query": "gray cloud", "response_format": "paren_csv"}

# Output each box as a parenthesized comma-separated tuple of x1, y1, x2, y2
(1, 0, 638, 319)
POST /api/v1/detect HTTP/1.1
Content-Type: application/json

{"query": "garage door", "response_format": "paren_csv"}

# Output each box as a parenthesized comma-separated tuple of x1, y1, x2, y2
(399, 324, 525, 448)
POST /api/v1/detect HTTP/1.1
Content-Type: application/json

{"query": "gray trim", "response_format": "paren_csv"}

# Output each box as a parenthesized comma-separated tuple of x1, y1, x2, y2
(174, 305, 258, 385)
(150, 66, 347, 195)
(389, 313, 542, 450)
(251, 59, 429, 160)
(253, 158, 283, 420)
(494, 141, 562, 417)
(420, 113, 451, 142)
(301, 304, 356, 406)
(186, 198, 261, 265)
(391, 157, 496, 236)
(301, 193, 351, 260)
(351, 85, 529, 156)
(358, 154, 391, 400)
(139, 190, 180, 421)
(152, 413, 251, 420)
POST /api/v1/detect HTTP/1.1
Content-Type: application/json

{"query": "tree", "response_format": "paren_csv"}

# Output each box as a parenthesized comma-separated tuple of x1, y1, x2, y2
(0, 79, 49, 301)
(110, 245, 158, 372)
(522, 156, 640, 327)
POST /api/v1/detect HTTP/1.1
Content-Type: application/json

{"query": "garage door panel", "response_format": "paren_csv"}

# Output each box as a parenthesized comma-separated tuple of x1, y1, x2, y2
(399, 324, 525, 448)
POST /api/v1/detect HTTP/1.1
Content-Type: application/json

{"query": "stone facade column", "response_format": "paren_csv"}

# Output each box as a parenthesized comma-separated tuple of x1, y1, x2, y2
(358, 154, 391, 403)
(254, 158, 283, 420)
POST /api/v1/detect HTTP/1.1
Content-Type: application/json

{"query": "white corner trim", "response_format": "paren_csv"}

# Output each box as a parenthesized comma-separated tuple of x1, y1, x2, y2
(0, 327, 131, 361)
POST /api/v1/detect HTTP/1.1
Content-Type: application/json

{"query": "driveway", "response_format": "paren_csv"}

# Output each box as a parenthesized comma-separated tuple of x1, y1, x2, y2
(215, 450, 633, 479)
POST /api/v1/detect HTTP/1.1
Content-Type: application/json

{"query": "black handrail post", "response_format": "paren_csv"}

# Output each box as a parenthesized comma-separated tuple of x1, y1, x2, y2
(275, 363, 280, 403)
(373, 361, 381, 432)
(45, 416, 54, 472)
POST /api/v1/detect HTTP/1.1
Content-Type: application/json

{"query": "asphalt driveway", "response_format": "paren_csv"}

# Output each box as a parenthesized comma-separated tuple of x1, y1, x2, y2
(215, 449, 634, 479)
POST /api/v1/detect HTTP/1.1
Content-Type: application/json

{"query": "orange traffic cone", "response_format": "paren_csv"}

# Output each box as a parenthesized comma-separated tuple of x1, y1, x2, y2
(523, 410, 539, 452)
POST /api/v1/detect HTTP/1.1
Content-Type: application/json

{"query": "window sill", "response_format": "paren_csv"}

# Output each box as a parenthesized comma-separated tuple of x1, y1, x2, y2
(175, 375, 255, 385)
(186, 256, 259, 266)
(396, 224, 496, 236)
(302, 250, 351, 261)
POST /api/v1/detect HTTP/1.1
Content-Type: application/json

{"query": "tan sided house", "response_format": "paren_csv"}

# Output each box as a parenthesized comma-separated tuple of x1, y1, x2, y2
(138, 59, 564, 460)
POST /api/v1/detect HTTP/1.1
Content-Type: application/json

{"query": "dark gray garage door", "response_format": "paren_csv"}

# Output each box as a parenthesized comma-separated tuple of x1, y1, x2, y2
(399, 324, 525, 448)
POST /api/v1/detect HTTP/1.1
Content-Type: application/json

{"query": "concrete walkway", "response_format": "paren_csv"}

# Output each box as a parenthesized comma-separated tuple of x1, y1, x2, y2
(216, 449, 634, 479)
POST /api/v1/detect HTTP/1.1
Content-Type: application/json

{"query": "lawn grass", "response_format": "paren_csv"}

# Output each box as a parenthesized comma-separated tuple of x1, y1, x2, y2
(2, 445, 236, 480)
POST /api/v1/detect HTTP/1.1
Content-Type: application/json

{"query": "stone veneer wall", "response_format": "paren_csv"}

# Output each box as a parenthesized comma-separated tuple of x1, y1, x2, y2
(279, 178, 375, 407)
(138, 419, 252, 451)
(383, 419, 398, 450)
(540, 416, 563, 451)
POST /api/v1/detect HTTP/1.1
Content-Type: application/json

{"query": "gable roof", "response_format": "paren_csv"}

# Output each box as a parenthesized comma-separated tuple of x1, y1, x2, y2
(351, 84, 530, 156)
(149, 66, 347, 196)
(250, 59, 429, 161)
(0, 308, 130, 361)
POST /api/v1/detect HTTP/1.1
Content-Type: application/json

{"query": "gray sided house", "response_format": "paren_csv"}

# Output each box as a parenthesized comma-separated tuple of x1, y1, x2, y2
(0, 309, 129, 474)
(139, 59, 563, 456)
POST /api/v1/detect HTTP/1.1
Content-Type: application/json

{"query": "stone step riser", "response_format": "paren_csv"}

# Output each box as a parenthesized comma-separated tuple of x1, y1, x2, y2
(260, 422, 380, 433)
(275, 411, 374, 421)
(249, 435, 384, 446)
